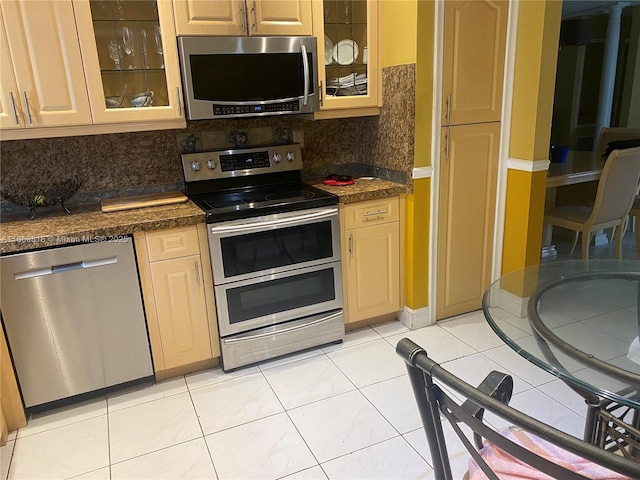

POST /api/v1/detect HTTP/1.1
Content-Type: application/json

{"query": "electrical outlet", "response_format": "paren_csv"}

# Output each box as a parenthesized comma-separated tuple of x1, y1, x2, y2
(293, 130, 304, 147)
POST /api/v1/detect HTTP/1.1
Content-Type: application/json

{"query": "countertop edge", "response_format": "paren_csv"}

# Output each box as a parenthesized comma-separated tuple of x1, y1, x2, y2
(1, 179, 409, 254)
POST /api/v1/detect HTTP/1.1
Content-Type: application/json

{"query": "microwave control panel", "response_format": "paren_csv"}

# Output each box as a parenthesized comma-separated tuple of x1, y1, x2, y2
(213, 101, 300, 117)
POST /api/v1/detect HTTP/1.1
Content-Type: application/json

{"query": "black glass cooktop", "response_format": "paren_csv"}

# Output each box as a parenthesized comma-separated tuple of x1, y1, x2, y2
(189, 183, 338, 223)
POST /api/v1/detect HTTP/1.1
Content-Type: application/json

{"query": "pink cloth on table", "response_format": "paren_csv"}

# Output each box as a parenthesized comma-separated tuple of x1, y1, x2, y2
(467, 427, 631, 480)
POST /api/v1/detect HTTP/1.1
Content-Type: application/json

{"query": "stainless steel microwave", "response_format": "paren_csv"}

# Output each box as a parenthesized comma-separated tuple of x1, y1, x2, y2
(177, 36, 319, 120)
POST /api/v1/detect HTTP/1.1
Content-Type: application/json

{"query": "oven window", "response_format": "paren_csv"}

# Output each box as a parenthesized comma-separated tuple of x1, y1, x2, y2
(220, 221, 333, 277)
(226, 268, 336, 324)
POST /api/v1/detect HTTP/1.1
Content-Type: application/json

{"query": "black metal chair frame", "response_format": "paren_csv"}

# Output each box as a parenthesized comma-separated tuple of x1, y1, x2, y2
(396, 338, 640, 480)
(526, 271, 640, 460)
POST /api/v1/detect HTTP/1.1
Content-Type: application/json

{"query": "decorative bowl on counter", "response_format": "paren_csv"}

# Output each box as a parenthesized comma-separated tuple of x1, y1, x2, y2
(1, 177, 82, 219)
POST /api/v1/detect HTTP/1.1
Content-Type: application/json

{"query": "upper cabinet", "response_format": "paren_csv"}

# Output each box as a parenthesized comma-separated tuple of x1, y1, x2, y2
(0, 0, 92, 132)
(0, 0, 184, 141)
(312, 0, 380, 119)
(74, 0, 184, 124)
(173, 0, 312, 36)
(442, 0, 507, 126)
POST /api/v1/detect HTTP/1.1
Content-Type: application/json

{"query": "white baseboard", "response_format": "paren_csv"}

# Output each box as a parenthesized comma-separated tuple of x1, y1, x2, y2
(399, 305, 433, 330)
(496, 288, 529, 319)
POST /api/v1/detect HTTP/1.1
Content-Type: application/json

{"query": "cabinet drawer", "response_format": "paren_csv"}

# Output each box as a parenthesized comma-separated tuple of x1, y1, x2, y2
(343, 197, 399, 229)
(145, 225, 200, 261)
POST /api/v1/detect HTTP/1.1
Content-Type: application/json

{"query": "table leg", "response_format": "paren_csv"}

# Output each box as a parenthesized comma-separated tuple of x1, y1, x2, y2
(542, 187, 557, 258)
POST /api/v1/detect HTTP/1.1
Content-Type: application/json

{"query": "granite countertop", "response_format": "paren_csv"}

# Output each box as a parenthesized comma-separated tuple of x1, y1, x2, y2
(1, 178, 407, 254)
(309, 177, 407, 203)
(0, 201, 204, 254)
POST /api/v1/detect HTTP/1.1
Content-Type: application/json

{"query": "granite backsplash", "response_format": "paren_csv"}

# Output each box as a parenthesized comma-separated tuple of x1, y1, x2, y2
(1, 64, 415, 217)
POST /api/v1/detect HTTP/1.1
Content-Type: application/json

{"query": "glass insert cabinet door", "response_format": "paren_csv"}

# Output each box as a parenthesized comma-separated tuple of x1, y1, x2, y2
(74, 0, 183, 123)
(313, 0, 379, 111)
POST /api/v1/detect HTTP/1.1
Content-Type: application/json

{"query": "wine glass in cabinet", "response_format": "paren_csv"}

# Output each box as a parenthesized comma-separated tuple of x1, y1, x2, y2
(73, 0, 184, 125)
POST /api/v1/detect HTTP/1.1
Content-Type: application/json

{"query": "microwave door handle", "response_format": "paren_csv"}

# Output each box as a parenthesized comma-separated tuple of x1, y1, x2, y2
(301, 44, 309, 106)
(209, 208, 337, 234)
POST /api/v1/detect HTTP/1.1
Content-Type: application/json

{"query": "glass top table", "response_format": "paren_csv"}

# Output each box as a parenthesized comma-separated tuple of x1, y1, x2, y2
(482, 259, 640, 410)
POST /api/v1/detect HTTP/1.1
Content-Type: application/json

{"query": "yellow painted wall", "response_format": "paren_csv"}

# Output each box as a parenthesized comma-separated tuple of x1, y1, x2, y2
(404, 178, 431, 308)
(510, 0, 562, 161)
(380, 0, 417, 67)
(501, 169, 547, 274)
(415, 0, 434, 169)
(381, 0, 433, 310)
(502, 0, 562, 275)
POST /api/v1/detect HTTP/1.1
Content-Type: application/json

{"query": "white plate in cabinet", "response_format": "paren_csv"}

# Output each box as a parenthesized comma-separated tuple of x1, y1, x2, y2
(312, 0, 380, 118)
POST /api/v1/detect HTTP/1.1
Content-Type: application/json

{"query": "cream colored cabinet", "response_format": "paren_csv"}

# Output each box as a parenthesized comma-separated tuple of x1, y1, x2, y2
(442, 0, 507, 126)
(0, 0, 92, 132)
(173, 0, 312, 36)
(1, 0, 184, 140)
(74, 0, 184, 125)
(436, 123, 500, 319)
(135, 224, 220, 379)
(436, 0, 507, 321)
(312, 0, 380, 119)
(1, 323, 26, 442)
(341, 196, 401, 324)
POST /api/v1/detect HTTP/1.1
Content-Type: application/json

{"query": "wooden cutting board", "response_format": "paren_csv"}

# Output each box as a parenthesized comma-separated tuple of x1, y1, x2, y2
(101, 191, 188, 212)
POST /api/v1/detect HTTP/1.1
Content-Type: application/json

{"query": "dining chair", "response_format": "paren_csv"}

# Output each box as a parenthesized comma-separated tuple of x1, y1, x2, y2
(396, 338, 640, 480)
(628, 195, 640, 258)
(544, 146, 640, 259)
(594, 127, 640, 158)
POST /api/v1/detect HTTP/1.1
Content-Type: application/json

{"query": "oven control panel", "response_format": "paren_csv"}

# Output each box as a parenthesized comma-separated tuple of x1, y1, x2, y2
(181, 144, 303, 182)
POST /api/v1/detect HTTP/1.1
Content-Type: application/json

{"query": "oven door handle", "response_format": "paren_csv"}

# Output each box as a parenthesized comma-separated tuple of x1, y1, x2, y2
(209, 208, 337, 234)
(222, 311, 343, 344)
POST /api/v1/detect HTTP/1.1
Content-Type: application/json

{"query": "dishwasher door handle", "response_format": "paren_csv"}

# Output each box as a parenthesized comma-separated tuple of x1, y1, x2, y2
(14, 256, 118, 280)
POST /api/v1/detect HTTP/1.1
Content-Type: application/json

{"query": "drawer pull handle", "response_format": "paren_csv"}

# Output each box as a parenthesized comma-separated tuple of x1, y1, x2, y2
(15, 256, 118, 280)
(9, 92, 19, 124)
(363, 210, 387, 217)
(22, 91, 32, 124)
(194, 260, 201, 287)
(240, 2, 246, 33)
(251, 1, 258, 32)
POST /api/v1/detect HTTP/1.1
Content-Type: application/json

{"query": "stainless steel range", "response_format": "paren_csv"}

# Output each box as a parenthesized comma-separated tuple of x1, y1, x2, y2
(182, 144, 344, 371)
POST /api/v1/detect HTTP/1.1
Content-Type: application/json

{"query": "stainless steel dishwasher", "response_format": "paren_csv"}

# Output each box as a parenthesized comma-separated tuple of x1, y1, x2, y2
(0, 237, 154, 410)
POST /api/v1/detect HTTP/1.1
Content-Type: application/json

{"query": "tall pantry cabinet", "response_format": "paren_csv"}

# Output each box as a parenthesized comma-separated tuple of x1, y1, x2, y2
(436, 0, 507, 320)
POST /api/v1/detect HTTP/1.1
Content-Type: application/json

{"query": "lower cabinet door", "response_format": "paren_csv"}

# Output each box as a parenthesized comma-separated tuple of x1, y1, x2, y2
(345, 222, 400, 323)
(149, 255, 212, 369)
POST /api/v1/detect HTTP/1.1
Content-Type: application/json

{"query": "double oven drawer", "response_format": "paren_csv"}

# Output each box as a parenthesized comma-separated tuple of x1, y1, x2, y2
(208, 207, 341, 285)
(208, 206, 343, 339)
(215, 262, 342, 337)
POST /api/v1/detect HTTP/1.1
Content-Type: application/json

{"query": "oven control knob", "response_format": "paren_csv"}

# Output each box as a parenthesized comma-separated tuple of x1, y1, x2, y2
(190, 161, 201, 172)
(206, 159, 215, 170)
(286, 152, 295, 162)
(273, 153, 282, 163)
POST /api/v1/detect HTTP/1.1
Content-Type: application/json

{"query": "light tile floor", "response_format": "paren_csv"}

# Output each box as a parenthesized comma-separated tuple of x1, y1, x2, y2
(1, 311, 593, 480)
